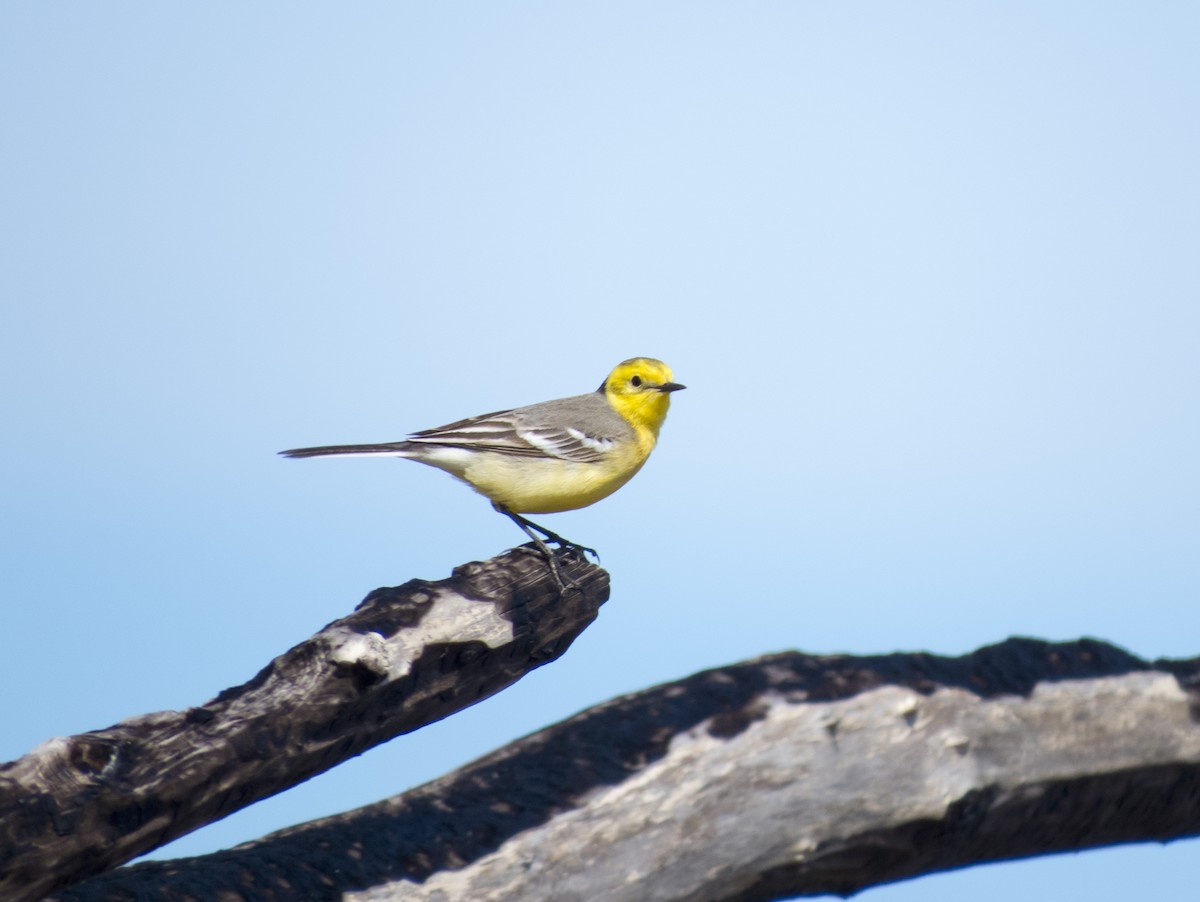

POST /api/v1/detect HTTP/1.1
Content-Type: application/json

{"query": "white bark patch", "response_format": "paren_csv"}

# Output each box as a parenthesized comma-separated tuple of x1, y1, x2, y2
(328, 629, 391, 679)
(349, 672, 1198, 902)
(346, 589, 517, 680)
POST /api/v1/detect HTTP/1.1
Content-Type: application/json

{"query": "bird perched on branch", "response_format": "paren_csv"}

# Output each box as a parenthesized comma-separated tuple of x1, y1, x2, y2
(281, 357, 685, 588)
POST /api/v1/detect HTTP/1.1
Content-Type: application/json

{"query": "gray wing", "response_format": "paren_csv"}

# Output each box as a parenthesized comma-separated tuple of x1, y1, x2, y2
(406, 393, 632, 463)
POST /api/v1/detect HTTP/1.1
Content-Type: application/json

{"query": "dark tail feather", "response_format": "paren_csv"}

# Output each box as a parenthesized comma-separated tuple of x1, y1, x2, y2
(278, 442, 411, 459)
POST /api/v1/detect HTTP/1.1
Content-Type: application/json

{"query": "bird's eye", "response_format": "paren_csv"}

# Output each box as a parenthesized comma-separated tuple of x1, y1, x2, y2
(631, 375, 643, 387)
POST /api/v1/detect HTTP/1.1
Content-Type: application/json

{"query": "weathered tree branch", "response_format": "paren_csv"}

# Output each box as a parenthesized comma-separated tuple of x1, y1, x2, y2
(0, 547, 607, 902)
(50, 638, 1200, 902)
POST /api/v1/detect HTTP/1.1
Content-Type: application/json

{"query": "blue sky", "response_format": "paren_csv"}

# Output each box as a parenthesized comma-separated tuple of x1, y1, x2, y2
(2, 3, 1198, 898)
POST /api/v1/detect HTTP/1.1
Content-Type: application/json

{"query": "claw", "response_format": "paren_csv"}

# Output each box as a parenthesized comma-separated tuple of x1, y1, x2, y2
(494, 504, 597, 592)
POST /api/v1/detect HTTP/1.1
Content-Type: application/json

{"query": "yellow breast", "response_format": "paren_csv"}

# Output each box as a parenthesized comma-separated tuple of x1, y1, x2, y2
(461, 428, 656, 514)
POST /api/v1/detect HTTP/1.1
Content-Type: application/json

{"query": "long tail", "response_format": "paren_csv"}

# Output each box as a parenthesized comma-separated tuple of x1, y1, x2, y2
(279, 442, 414, 459)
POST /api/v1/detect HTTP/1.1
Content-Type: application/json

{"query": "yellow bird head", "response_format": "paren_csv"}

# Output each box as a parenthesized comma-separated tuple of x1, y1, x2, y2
(600, 357, 686, 437)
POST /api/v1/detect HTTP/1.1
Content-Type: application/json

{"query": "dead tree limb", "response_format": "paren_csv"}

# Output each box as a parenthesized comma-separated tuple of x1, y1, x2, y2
(0, 547, 607, 902)
(52, 638, 1200, 902)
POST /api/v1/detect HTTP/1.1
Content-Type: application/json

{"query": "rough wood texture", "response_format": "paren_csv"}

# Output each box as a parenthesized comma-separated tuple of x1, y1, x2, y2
(0, 547, 607, 902)
(50, 638, 1200, 902)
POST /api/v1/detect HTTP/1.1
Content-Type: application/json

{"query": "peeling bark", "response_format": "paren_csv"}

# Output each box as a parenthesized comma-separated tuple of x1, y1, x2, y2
(0, 547, 607, 902)
(49, 638, 1200, 902)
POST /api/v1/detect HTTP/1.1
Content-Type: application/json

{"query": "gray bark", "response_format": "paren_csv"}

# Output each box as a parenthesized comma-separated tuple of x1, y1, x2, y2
(0, 547, 607, 902)
(49, 638, 1200, 901)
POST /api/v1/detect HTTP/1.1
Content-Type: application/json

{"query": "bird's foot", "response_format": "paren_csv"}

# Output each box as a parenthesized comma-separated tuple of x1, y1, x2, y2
(535, 527, 599, 563)
(495, 504, 599, 590)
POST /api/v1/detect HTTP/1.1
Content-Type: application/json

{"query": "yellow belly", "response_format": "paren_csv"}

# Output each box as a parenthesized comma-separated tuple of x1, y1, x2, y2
(459, 450, 649, 513)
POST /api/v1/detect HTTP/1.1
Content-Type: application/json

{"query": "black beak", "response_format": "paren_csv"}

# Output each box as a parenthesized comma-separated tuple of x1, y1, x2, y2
(659, 382, 687, 392)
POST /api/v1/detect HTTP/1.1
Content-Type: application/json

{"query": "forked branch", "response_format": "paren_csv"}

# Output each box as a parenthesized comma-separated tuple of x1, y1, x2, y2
(51, 638, 1200, 902)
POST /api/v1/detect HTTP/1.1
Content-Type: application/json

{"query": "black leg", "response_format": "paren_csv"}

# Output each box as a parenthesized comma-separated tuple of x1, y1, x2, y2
(493, 505, 598, 559)
(492, 504, 599, 591)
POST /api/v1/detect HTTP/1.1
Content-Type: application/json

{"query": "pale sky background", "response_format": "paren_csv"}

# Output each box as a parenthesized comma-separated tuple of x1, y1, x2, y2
(2, 3, 1198, 899)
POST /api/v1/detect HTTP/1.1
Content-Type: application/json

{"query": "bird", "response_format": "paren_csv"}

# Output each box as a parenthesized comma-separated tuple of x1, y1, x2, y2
(280, 357, 685, 588)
